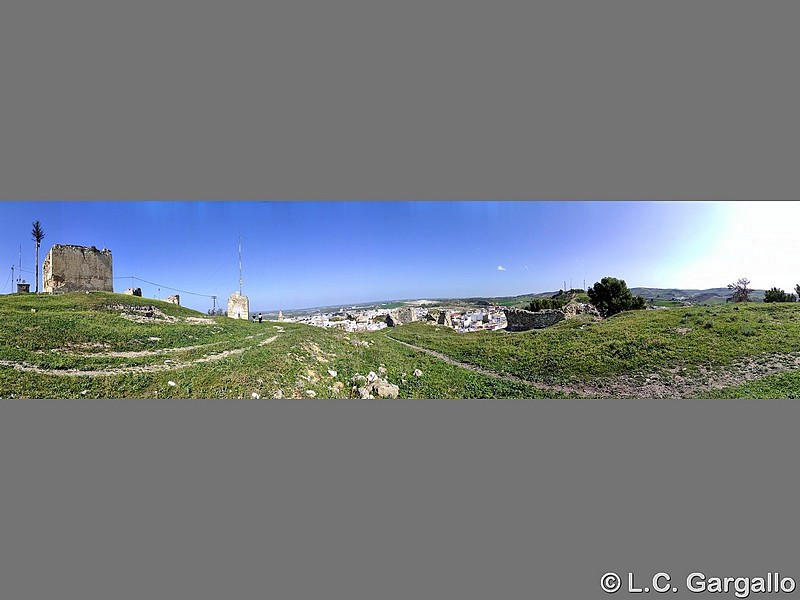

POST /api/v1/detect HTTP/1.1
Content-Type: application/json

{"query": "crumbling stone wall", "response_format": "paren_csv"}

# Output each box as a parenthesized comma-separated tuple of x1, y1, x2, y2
(165, 294, 180, 305)
(386, 306, 418, 327)
(43, 244, 113, 294)
(124, 288, 142, 296)
(504, 302, 601, 331)
(227, 291, 250, 320)
(503, 308, 565, 331)
(437, 310, 453, 327)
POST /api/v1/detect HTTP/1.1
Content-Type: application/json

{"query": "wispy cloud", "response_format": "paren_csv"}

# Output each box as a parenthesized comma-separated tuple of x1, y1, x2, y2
(497, 265, 506, 271)
(521, 265, 529, 270)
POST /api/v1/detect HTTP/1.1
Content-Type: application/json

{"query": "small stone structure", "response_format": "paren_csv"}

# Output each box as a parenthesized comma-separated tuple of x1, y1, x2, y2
(124, 287, 143, 296)
(17, 282, 30, 294)
(43, 244, 113, 294)
(504, 302, 601, 332)
(437, 310, 453, 327)
(227, 291, 250, 320)
(165, 294, 180, 305)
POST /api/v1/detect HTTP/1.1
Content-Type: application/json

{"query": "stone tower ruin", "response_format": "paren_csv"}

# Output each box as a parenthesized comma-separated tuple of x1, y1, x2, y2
(227, 291, 250, 320)
(43, 244, 113, 294)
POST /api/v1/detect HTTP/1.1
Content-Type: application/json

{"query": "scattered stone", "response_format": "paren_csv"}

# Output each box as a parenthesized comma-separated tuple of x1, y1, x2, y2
(148, 337, 161, 341)
(349, 371, 401, 399)
(328, 369, 337, 377)
(168, 381, 177, 387)
(378, 366, 387, 375)
(80, 390, 88, 395)
(274, 389, 284, 399)
(124, 288, 143, 296)
(413, 369, 423, 377)
(374, 381, 400, 398)
(251, 392, 261, 399)
(305, 390, 317, 398)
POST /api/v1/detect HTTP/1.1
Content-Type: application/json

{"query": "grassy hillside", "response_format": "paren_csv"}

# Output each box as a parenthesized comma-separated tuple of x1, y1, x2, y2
(386, 303, 800, 397)
(0, 292, 558, 399)
(3, 292, 800, 398)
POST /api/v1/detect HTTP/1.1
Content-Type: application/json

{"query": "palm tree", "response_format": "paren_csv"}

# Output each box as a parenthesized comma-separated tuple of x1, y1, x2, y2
(31, 221, 45, 293)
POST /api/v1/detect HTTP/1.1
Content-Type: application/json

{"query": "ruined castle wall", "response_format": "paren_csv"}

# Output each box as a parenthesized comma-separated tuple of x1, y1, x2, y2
(227, 291, 250, 319)
(386, 306, 418, 327)
(503, 308, 565, 331)
(503, 303, 601, 331)
(43, 244, 113, 294)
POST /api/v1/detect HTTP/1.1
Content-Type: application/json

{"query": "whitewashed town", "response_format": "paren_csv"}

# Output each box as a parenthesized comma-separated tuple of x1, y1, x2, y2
(281, 304, 509, 334)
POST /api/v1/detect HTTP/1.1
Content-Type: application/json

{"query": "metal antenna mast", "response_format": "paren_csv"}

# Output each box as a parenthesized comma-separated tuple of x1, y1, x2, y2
(238, 234, 243, 294)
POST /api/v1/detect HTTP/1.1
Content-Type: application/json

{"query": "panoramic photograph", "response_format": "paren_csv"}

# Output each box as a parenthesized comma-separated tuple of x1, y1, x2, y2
(1, 200, 799, 399)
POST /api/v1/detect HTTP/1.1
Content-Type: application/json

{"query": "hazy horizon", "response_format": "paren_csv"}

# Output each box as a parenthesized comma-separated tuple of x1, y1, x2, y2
(1, 201, 797, 312)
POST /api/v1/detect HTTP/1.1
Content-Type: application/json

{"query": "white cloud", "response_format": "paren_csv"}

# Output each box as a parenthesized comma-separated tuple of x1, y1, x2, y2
(497, 265, 506, 271)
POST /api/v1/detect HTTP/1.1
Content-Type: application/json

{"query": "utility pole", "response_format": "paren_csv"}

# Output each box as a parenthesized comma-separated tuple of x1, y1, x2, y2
(238, 234, 243, 294)
(212, 295, 217, 312)
(11, 265, 14, 290)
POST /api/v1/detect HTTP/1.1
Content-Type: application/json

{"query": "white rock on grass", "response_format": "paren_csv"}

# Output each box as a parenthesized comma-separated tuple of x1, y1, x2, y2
(168, 381, 177, 387)
(413, 369, 423, 377)
(305, 390, 317, 398)
(328, 370, 337, 377)
(251, 392, 261, 399)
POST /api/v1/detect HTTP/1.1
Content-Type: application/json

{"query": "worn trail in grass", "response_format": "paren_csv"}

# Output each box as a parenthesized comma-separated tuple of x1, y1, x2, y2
(0, 292, 562, 398)
(386, 304, 800, 398)
(4, 293, 800, 398)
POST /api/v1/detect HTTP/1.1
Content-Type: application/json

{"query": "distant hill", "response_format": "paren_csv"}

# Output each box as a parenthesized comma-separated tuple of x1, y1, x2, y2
(630, 287, 766, 303)
(274, 286, 771, 316)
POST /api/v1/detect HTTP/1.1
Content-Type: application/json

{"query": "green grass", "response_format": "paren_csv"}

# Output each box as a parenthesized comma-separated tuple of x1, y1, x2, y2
(385, 303, 800, 386)
(0, 292, 562, 399)
(3, 293, 800, 398)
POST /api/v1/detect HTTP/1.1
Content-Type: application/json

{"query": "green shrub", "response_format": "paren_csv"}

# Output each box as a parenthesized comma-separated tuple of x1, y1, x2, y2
(527, 298, 566, 312)
(587, 277, 647, 317)
(764, 287, 797, 303)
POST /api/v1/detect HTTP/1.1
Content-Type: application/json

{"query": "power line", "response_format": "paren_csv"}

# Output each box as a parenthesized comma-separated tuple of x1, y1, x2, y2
(112, 276, 216, 298)
(1, 270, 10, 294)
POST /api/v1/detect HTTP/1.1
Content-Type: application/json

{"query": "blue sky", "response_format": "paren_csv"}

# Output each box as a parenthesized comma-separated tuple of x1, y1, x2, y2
(0, 201, 797, 312)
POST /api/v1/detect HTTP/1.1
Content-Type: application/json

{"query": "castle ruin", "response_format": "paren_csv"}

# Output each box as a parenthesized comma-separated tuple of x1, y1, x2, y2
(43, 244, 113, 294)
(227, 291, 250, 320)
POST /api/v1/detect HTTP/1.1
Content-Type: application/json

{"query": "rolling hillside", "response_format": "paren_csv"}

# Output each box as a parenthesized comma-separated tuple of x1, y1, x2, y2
(2, 291, 799, 398)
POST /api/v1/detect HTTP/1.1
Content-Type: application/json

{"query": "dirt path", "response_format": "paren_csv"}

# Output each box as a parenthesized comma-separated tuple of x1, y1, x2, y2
(385, 336, 800, 398)
(0, 332, 283, 377)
